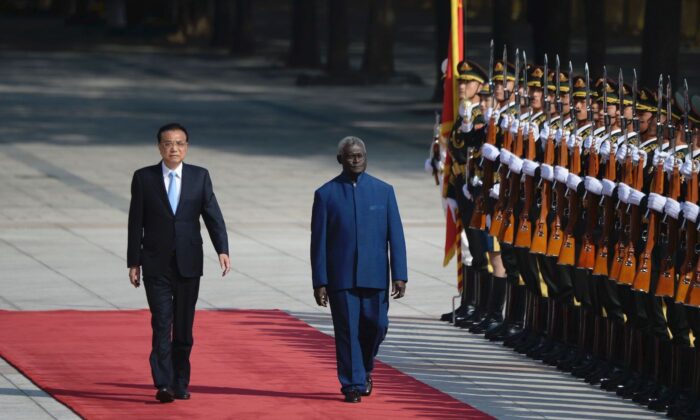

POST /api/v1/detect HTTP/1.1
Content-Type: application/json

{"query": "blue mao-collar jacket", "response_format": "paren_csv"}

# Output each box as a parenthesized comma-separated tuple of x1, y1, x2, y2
(311, 171, 408, 291)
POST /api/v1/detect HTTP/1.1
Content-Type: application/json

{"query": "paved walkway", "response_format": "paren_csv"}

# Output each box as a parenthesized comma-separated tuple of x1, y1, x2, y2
(0, 49, 662, 419)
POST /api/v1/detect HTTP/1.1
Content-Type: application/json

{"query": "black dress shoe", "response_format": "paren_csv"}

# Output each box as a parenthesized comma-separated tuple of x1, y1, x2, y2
(155, 387, 175, 403)
(174, 391, 191, 400)
(344, 390, 361, 403)
(362, 375, 373, 397)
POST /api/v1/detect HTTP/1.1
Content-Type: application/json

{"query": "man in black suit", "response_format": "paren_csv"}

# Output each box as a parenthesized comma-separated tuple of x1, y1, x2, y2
(127, 123, 230, 403)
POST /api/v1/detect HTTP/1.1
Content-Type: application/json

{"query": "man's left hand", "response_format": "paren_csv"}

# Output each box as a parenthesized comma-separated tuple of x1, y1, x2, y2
(219, 254, 231, 277)
(391, 281, 406, 299)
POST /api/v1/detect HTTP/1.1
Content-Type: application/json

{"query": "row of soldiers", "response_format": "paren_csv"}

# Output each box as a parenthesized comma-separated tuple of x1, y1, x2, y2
(429, 43, 700, 417)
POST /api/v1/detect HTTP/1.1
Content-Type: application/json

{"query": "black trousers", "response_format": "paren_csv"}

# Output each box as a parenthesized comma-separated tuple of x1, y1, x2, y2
(143, 260, 200, 392)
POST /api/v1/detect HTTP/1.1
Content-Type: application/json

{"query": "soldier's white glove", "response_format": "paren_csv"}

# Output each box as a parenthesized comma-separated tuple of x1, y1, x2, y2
(489, 183, 500, 199)
(664, 198, 681, 220)
(600, 140, 612, 158)
(481, 143, 500, 161)
(500, 149, 513, 165)
(584, 176, 603, 195)
(593, 136, 605, 154)
(554, 166, 570, 184)
(567, 134, 582, 154)
(458, 101, 472, 120)
(539, 123, 550, 142)
(484, 107, 494, 121)
(680, 156, 696, 177)
(540, 164, 554, 181)
(637, 150, 648, 168)
(491, 109, 501, 123)
(653, 149, 669, 167)
(460, 121, 473, 133)
(617, 182, 631, 204)
(510, 118, 520, 135)
(627, 188, 645, 206)
(566, 173, 582, 191)
(522, 159, 539, 176)
(601, 179, 616, 197)
(509, 155, 524, 174)
(616, 143, 630, 163)
(583, 134, 594, 150)
(462, 183, 472, 201)
(647, 193, 667, 213)
(663, 154, 677, 174)
(530, 122, 540, 137)
(682, 201, 700, 222)
(500, 113, 510, 131)
(554, 127, 564, 145)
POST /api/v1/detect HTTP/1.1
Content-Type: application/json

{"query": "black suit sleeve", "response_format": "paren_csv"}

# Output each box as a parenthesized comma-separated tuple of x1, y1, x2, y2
(201, 170, 229, 255)
(127, 171, 144, 267)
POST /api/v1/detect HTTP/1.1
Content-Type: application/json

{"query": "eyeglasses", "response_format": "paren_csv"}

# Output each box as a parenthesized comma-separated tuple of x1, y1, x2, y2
(160, 141, 187, 148)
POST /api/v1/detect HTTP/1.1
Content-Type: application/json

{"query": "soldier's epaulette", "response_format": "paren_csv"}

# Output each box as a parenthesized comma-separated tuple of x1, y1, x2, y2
(639, 137, 660, 154)
(499, 101, 517, 115)
(671, 145, 689, 160)
(548, 116, 562, 129)
(607, 129, 622, 145)
(530, 111, 545, 126)
(693, 148, 700, 162)
(575, 123, 593, 138)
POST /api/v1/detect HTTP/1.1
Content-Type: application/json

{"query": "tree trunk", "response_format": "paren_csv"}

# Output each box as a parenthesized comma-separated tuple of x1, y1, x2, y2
(289, 0, 320, 67)
(528, 0, 571, 65)
(327, 0, 350, 76)
(432, 0, 450, 102)
(492, 0, 513, 61)
(231, 0, 254, 55)
(641, 0, 681, 87)
(212, 0, 234, 46)
(585, 0, 605, 80)
(362, 0, 395, 83)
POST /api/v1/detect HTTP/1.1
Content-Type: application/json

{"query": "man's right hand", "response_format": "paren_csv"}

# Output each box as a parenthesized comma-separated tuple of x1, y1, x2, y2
(129, 266, 141, 288)
(314, 286, 328, 307)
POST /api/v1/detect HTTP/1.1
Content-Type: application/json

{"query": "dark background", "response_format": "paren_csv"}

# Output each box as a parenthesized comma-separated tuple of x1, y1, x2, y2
(1, 0, 699, 99)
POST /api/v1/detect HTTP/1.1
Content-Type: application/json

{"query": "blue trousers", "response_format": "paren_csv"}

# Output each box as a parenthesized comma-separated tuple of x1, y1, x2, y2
(328, 287, 389, 393)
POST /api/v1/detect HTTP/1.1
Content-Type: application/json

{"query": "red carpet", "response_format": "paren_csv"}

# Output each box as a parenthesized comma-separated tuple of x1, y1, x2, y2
(0, 309, 489, 419)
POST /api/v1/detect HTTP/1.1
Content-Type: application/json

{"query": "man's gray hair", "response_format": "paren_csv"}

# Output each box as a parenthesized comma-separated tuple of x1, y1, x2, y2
(337, 136, 366, 155)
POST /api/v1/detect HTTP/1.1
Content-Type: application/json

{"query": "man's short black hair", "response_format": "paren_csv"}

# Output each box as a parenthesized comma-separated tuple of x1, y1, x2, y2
(157, 123, 189, 143)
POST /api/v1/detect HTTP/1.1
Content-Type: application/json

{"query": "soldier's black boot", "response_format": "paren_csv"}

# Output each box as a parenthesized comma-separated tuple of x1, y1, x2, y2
(530, 298, 559, 360)
(471, 275, 506, 334)
(506, 289, 534, 348)
(517, 296, 546, 355)
(489, 280, 525, 341)
(646, 338, 676, 411)
(451, 267, 476, 324)
(560, 309, 595, 372)
(458, 270, 489, 328)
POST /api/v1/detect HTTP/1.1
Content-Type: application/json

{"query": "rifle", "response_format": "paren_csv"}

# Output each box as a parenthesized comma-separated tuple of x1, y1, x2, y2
(610, 69, 634, 283)
(514, 93, 538, 248)
(559, 60, 582, 266)
(470, 42, 500, 230)
(592, 67, 617, 276)
(633, 75, 666, 292)
(618, 70, 643, 284)
(678, 79, 699, 303)
(578, 63, 598, 269)
(497, 50, 527, 244)
(656, 76, 680, 298)
(546, 55, 569, 257)
(489, 49, 520, 237)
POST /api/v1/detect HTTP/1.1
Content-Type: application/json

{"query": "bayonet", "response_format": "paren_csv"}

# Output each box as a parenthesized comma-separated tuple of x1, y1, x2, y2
(667, 76, 676, 152)
(632, 69, 639, 133)
(524, 51, 533, 125)
(502, 45, 509, 105)
(585, 63, 592, 125)
(684, 78, 691, 146)
(555, 55, 562, 117)
(568, 61, 575, 122)
(656, 74, 664, 148)
(513, 48, 520, 118)
(619, 69, 628, 152)
(544, 54, 550, 125)
(603, 66, 611, 135)
(488, 39, 495, 112)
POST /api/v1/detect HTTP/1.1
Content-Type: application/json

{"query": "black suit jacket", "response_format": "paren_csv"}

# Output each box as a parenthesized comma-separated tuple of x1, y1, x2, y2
(127, 162, 228, 278)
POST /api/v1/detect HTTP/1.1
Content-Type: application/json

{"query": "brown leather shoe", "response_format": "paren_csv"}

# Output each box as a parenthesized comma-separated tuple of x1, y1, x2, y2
(362, 375, 373, 397)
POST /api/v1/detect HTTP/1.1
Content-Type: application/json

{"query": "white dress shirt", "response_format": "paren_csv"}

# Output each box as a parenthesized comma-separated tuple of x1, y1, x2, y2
(162, 161, 183, 199)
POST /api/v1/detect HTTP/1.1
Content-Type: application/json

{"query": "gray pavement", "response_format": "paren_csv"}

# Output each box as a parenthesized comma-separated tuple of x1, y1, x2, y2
(0, 49, 662, 419)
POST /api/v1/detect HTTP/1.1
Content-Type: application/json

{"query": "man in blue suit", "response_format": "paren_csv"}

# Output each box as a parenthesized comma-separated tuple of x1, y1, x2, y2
(127, 123, 231, 403)
(310, 136, 408, 403)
